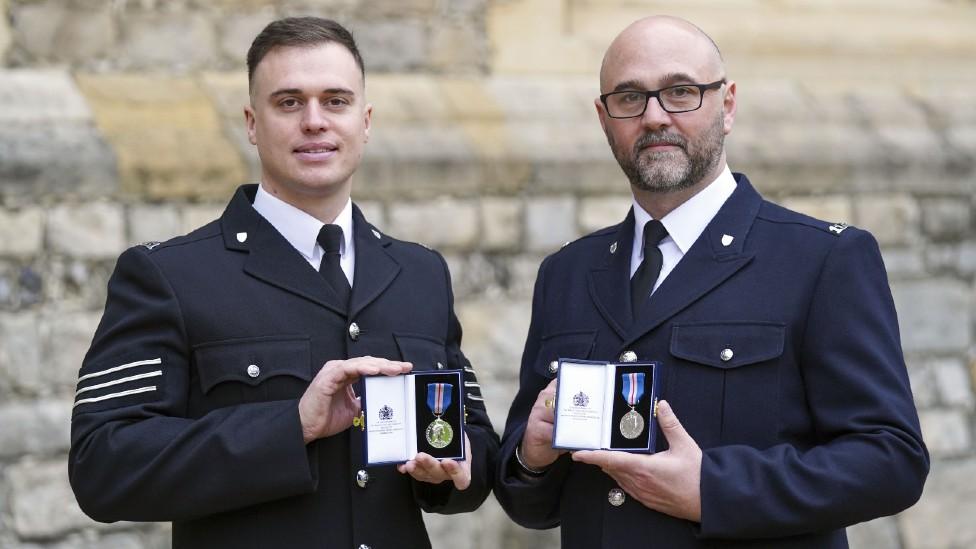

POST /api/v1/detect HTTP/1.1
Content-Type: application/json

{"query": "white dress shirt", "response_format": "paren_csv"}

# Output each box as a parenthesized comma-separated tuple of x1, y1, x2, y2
(630, 165, 737, 295)
(252, 185, 355, 286)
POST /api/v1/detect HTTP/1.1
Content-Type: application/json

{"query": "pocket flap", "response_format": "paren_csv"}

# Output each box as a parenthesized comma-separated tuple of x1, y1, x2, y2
(536, 330, 598, 377)
(394, 333, 448, 370)
(194, 336, 311, 393)
(670, 322, 785, 369)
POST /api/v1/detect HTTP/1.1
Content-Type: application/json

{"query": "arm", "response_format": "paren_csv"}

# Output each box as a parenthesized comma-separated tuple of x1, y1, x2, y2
(409, 252, 501, 514)
(494, 257, 573, 529)
(698, 229, 929, 538)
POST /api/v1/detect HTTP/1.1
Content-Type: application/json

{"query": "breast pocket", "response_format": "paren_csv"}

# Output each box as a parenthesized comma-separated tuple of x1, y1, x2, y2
(669, 322, 785, 446)
(535, 330, 598, 379)
(394, 333, 448, 371)
(193, 335, 311, 413)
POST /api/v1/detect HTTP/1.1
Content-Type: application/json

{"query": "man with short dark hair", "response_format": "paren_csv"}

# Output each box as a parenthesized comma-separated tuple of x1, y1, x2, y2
(70, 17, 498, 548)
(495, 15, 928, 548)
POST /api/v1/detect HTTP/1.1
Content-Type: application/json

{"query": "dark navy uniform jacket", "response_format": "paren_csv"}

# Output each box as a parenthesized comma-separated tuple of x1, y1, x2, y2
(70, 184, 499, 549)
(495, 174, 928, 548)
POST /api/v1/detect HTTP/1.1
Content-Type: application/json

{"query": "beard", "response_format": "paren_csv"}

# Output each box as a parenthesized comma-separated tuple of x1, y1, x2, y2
(609, 110, 725, 193)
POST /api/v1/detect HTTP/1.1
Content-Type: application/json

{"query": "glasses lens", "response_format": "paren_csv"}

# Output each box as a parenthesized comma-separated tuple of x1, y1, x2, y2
(660, 85, 702, 113)
(607, 92, 648, 118)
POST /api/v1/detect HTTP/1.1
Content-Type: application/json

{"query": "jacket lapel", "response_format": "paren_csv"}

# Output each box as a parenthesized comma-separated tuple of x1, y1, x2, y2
(348, 205, 401, 319)
(588, 211, 636, 340)
(623, 174, 762, 347)
(221, 185, 349, 316)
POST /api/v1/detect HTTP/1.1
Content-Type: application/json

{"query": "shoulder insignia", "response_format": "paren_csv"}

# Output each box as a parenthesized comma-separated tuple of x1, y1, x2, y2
(562, 241, 571, 248)
(140, 241, 161, 250)
(371, 228, 382, 239)
(609, 241, 618, 254)
(828, 222, 850, 235)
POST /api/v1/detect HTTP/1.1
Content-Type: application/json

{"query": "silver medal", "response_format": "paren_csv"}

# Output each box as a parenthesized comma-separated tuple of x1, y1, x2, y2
(619, 408, 645, 439)
(425, 417, 454, 448)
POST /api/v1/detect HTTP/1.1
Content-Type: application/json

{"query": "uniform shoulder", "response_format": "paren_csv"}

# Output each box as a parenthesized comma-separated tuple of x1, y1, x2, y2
(130, 220, 222, 256)
(756, 200, 857, 238)
(546, 223, 620, 262)
(368, 225, 445, 263)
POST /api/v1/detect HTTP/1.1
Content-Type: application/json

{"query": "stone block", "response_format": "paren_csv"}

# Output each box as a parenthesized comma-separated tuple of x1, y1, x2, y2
(480, 198, 522, 251)
(880, 248, 926, 279)
(0, 70, 92, 124)
(120, 12, 217, 70)
(958, 243, 976, 276)
(920, 197, 971, 241)
(932, 358, 975, 409)
(11, 1, 116, 65)
(853, 194, 919, 247)
(388, 199, 479, 249)
(216, 9, 276, 67)
(76, 74, 245, 201)
(181, 205, 225, 235)
(918, 409, 971, 457)
(0, 261, 45, 310)
(0, 312, 42, 395)
(0, 123, 118, 200)
(507, 254, 546, 299)
(0, 0, 10, 60)
(429, 22, 485, 74)
(47, 203, 125, 258)
(901, 458, 976, 548)
(525, 196, 577, 253)
(780, 195, 853, 224)
(441, 252, 505, 299)
(41, 311, 101, 393)
(847, 516, 902, 549)
(0, 208, 43, 256)
(8, 460, 92, 539)
(891, 280, 971, 353)
(128, 205, 183, 246)
(352, 19, 428, 72)
(579, 195, 631, 234)
(0, 399, 72, 458)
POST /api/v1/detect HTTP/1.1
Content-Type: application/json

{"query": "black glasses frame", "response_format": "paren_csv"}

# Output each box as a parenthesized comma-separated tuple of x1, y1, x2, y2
(600, 79, 726, 118)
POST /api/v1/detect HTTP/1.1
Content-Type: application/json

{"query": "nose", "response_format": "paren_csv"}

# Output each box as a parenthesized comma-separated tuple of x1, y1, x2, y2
(640, 96, 672, 130)
(300, 102, 329, 133)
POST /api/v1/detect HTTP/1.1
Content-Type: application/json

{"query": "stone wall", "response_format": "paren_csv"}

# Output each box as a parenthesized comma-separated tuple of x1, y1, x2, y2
(1, 0, 974, 547)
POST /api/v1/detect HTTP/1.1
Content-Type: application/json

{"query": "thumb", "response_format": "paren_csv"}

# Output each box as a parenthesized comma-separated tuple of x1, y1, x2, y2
(657, 400, 693, 450)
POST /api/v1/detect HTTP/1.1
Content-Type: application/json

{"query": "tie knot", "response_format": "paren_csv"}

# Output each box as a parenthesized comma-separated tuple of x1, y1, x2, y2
(317, 224, 344, 255)
(642, 220, 668, 251)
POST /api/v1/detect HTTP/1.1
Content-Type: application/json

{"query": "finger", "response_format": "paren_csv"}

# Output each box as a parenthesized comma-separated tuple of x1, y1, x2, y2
(656, 400, 694, 451)
(442, 459, 471, 490)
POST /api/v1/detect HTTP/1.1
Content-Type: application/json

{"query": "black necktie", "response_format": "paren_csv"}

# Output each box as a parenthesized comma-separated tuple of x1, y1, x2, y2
(631, 220, 668, 315)
(316, 224, 351, 308)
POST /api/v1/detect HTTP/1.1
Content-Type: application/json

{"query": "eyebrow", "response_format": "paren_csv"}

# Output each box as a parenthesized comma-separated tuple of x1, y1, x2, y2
(268, 87, 356, 98)
(610, 72, 701, 93)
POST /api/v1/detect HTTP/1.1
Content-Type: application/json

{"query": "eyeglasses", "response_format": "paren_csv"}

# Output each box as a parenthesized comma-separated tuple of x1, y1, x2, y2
(600, 79, 726, 118)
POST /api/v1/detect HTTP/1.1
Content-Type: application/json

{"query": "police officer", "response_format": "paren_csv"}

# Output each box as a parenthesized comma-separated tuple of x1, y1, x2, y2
(495, 15, 927, 548)
(70, 17, 498, 549)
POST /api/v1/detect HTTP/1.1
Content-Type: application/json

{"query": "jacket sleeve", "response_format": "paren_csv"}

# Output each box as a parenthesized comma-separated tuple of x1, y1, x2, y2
(69, 247, 318, 523)
(698, 229, 929, 539)
(413, 251, 500, 514)
(493, 256, 572, 529)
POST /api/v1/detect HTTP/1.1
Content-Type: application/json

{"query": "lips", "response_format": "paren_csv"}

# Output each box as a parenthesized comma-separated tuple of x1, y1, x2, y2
(294, 142, 339, 161)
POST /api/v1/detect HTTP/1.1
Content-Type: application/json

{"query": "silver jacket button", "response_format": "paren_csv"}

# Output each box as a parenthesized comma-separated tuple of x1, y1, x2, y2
(246, 364, 260, 378)
(608, 487, 626, 506)
(619, 350, 637, 363)
(348, 322, 360, 340)
(436, 361, 445, 370)
(720, 348, 734, 362)
(358, 545, 371, 549)
(356, 469, 369, 488)
(548, 360, 559, 374)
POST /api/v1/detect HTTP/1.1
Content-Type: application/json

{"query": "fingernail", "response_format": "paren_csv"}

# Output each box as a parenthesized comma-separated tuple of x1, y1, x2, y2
(658, 400, 671, 415)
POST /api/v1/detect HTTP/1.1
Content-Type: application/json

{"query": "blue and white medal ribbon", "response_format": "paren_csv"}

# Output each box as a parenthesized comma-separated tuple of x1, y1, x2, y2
(425, 383, 454, 449)
(619, 372, 646, 439)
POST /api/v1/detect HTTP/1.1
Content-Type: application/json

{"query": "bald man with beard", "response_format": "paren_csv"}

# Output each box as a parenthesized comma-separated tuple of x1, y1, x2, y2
(494, 16, 928, 548)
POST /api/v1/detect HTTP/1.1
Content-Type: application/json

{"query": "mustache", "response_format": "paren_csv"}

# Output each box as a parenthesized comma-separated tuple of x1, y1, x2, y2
(634, 132, 686, 152)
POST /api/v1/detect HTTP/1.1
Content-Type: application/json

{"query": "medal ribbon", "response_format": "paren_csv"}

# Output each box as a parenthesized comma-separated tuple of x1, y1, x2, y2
(427, 383, 453, 416)
(621, 372, 645, 406)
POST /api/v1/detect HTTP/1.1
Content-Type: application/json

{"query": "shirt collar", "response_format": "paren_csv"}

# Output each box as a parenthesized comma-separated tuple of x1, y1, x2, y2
(632, 165, 737, 255)
(252, 184, 354, 261)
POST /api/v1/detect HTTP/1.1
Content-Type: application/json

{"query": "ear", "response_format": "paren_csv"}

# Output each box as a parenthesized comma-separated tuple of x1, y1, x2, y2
(363, 103, 373, 143)
(244, 104, 258, 146)
(594, 96, 610, 136)
(722, 80, 737, 135)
